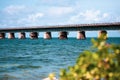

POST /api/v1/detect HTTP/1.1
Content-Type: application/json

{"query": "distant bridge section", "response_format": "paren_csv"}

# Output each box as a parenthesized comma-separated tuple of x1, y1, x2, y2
(0, 22, 120, 32)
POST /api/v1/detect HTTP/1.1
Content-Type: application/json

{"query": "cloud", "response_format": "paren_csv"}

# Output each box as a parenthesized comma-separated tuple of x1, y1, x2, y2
(115, 16, 120, 22)
(48, 6, 74, 16)
(103, 13, 109, 18)
(80, 10, 101, 21)
(3, 5, 26, 15)
(28, 13, 44, 22)
(68, 10, 110, 23)
(16, 12, 44, 26)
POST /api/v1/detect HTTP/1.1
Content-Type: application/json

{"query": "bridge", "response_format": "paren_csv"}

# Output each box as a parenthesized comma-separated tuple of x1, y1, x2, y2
(0, 22, 120, 39)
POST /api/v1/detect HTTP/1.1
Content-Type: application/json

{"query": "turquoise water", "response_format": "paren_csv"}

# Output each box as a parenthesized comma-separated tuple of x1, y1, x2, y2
(0, 38, 120, 80)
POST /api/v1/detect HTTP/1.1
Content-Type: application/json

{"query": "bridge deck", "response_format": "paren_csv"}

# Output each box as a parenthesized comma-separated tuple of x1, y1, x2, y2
(0, 22, 120, 32)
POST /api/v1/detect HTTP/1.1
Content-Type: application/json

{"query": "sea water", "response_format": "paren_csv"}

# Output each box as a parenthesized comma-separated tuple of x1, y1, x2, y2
(0, 38, 120, 80)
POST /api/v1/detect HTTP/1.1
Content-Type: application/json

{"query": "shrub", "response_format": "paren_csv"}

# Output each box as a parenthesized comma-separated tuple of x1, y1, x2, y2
(49, 36, 120, 80)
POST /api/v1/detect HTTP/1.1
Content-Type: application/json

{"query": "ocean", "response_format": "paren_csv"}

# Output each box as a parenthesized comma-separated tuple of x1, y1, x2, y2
(0, 38, 120, 80)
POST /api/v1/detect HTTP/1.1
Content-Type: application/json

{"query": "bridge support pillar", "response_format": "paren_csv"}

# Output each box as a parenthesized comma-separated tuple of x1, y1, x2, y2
(77, 31, 86, 39)
(8, 33, 15, 39)
(30, 32, 38, 39)
(98, 30, 107, 39)
(0, 33, 5, 39)
(44, 32, 52, 39)
(59, 31, 68, 39)
(19, 32, 26, 39)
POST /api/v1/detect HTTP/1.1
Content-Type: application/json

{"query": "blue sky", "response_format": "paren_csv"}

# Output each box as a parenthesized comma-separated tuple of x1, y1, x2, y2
(0, 0, 120, 37)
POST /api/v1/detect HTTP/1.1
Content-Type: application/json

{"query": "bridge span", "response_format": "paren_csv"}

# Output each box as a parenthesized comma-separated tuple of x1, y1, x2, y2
(0, 22, 120, 32)
(0, 22, 120, 39)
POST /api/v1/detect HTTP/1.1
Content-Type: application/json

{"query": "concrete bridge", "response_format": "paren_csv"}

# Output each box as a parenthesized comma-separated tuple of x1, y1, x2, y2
(0, 22, 120, 39)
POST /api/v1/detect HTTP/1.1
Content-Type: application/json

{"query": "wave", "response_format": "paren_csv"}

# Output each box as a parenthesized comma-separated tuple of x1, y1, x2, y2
(42, 77, 58, 80)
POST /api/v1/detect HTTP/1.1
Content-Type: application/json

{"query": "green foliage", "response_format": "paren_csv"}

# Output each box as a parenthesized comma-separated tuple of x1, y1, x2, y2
(49, 36, 120, 80)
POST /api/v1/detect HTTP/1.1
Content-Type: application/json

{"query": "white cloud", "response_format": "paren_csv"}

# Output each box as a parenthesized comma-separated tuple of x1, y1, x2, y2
(28, 13, 44, 22)
(48, 6, 74, 16)
(3, 5, 25, 15)
(68, 10, 109, 23)
(16, 12, 44, 26)
(115, 16, 120, 22)
(80, 10, 101, 21)
(103, 13, 109, 18)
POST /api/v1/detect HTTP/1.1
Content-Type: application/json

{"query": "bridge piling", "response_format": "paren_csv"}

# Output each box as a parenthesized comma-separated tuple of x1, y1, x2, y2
(19, 32, 26, 39)
(98, 30, 107, 39)
(0, 33, 5, 39)
(44, 32, 52, 39)
(8, 33, 15, 39)
(59, 31, 68, 39)
(30, 32, 38, 39)
(76, 31, 86, 39)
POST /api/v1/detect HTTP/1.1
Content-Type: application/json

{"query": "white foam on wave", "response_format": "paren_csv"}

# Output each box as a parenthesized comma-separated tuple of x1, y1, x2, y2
(42, 77, 58, 80)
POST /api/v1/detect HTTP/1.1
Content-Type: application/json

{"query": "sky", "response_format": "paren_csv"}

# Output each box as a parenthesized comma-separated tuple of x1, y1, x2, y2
(0, 0, 120, 37)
